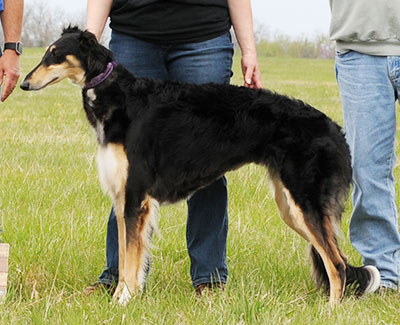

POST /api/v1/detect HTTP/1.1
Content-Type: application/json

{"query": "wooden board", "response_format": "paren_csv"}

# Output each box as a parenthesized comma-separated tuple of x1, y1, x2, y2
(0, 243, 10, 300)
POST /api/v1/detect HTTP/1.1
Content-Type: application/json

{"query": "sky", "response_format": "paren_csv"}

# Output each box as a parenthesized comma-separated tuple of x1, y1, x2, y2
(30, 0, 332, 38)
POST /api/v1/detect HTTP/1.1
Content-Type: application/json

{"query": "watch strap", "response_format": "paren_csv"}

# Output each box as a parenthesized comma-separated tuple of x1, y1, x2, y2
(4, 42, 23, 55)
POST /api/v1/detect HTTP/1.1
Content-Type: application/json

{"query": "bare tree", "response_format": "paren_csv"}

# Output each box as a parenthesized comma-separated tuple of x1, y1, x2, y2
(253, 20, 270, 43)
(22, 0, 64, 47)
(21, 0, 87, 47)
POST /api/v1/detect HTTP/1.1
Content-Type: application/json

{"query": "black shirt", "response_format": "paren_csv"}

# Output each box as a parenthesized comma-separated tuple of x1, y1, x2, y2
(110, 0, 231, 44)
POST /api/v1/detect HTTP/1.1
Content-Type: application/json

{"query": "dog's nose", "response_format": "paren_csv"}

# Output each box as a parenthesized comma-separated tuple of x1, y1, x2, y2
(20, 80, 30, 91)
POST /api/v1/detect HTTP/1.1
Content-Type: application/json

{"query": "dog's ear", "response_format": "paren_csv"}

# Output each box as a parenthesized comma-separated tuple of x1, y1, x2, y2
(79, 30, 99, 54)
(79, 30, 109, 73)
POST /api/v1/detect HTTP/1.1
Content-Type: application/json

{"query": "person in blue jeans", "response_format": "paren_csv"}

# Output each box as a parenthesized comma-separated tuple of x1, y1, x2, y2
(330, 0, 400, 291)
(85, 0, 262, 294)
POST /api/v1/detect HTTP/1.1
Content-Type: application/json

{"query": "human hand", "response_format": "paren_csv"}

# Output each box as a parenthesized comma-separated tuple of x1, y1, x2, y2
(241, 51, 262, 89)
(0, 50, 21, 101)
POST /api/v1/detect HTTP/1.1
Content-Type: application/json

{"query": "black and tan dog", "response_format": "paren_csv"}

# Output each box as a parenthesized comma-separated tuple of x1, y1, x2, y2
(20, 27, 379, 306)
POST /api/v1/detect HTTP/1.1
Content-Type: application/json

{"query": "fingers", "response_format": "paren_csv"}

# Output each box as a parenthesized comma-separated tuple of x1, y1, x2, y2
(252, 67, 263, 89)
(241, 54, 263, 89)
(1, 70, 20, 102)
(242, 64, 262, 89)
(0, 51, 21, 102)
(244, 65, 254, 87)
(0, 69, 4, 87)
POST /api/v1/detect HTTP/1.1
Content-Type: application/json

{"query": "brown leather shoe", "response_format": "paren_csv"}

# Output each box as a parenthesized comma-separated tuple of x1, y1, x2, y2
(195, 282, 224, 295)
(82, 282, 116, 296)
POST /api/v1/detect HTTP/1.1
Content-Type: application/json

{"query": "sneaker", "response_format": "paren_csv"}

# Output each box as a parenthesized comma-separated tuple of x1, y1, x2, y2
(82, 282, 116, 296)
(361, 265, 381, 294)
(346, 265, 380, 296)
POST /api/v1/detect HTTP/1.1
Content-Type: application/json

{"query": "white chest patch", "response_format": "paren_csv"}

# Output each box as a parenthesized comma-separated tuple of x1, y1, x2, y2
(86, 88, 97, 106)
(96, 120, 105, 144)
(97, 144, 129, 202)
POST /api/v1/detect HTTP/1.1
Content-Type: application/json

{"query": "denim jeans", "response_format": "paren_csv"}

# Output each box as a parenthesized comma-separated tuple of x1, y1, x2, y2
(336, 51, 400, 290)
(98, 31, 233, 287)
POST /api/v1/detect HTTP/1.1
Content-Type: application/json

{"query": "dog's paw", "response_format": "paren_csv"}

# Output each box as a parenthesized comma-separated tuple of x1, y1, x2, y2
(118, 284, 132, 306)
(112, 282, 124, 301)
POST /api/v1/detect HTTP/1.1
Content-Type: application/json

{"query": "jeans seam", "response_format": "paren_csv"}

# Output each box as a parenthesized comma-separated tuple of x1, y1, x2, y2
(380, 280, 399, 290)
(385, 142, 397, 223)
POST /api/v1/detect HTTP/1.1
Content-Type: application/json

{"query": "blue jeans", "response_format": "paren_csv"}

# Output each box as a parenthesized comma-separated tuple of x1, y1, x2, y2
(336, 51, 400, 290)
(98, 31, 233, 287)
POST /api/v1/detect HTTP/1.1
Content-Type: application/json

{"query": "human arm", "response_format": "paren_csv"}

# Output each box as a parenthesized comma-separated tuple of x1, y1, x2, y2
(86, 0, 113, 40)
(0, 0, 23, 102)
(227, 0, 262, 89)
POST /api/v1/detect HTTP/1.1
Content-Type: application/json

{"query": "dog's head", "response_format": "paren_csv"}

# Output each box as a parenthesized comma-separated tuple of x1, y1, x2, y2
(20, 26, 114, 91)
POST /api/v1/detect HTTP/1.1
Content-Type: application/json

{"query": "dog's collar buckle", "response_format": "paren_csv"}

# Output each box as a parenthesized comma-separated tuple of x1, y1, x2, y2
(85, 61, 117, 89)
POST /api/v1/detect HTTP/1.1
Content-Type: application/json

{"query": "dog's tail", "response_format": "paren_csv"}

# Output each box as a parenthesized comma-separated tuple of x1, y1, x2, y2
(310, 245, 380, 296)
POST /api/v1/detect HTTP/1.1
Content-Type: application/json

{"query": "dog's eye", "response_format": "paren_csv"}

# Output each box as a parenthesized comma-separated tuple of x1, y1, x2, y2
(50, 49, 57, 56)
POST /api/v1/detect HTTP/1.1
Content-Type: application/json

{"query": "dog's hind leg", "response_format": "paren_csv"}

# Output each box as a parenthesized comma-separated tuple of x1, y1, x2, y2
(310, 214, 347, 305)
(270, 175, 346, 306)
(115, 182, 158, 305)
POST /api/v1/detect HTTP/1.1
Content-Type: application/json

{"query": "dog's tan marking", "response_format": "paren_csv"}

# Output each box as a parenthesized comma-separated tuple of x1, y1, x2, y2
(270, 175, 344, 306)
(97, 143, 128, 201)
(118, 196, 159, 305)
(65, 55, 86, 86)
(97, 143, 129, 301)
(23, 55, 86, 90)
(49, 45, 56, 53)
(270, 176, 309, 240)
(135, 197, 158, 288)
(97, 143, 159, 305)
(26, 63, 66, 90)
(97, 143, 128, 301)
(113, 198, 127, 300)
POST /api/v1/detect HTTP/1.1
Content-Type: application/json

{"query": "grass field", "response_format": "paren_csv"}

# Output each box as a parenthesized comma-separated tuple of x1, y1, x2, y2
(0, 48, 399, 324)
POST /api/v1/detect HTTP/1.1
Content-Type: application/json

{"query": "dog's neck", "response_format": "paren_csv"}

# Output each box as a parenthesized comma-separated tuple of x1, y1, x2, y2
(85, 61, 117, 89)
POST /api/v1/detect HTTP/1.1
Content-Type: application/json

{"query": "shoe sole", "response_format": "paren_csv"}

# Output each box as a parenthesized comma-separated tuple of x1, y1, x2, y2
(363, 265, 381, 294)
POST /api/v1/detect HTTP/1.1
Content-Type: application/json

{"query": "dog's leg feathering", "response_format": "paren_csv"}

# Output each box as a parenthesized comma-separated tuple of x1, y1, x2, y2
(117, 196, 158, 306)
(270, 174, 347, 306)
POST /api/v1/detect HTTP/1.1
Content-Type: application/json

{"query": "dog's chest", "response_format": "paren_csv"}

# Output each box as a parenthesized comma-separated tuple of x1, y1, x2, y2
(85, 89, 106, 145)
(97, 143, 129, 201)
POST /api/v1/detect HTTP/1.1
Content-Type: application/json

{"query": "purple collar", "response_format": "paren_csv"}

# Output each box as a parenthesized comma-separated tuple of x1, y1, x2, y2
(85, 61, 117, 89)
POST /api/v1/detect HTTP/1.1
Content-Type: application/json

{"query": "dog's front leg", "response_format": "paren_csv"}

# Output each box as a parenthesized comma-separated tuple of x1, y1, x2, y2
(112, 192, 127, 302)
(97, 143, 131, 301)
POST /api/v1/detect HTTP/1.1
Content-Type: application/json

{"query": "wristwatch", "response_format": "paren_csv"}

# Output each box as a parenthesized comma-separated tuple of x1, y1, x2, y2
(4, 42, 23, 55)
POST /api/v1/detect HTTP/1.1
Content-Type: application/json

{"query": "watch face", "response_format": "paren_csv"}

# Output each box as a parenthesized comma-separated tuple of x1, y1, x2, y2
(16, 42, 23, 55)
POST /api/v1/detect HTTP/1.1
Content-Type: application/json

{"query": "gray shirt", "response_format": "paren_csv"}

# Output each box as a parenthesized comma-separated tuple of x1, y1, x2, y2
(329, 0, 400, 55)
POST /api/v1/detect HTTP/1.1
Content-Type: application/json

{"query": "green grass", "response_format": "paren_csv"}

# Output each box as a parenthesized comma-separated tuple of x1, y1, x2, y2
(0, 48, 399, 324)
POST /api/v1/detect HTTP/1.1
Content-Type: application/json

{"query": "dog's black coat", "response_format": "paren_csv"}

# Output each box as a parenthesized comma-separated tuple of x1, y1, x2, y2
(21, 27, 375, 302)
(57, 29, 351, 216)
(91, 68, 350, 220)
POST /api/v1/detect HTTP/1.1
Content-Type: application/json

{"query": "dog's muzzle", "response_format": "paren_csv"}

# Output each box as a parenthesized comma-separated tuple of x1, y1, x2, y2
(20, 80, 31, 91)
